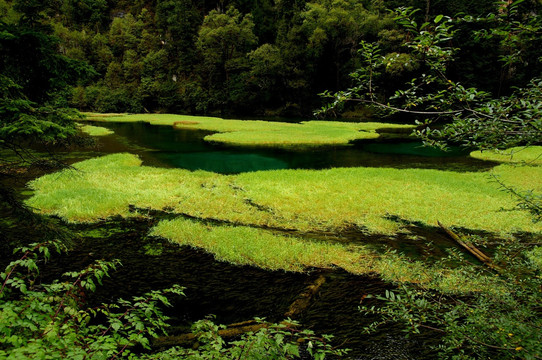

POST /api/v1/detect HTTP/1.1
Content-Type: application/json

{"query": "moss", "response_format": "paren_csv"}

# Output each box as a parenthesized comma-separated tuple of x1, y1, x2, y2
(81, 113, 414, 148)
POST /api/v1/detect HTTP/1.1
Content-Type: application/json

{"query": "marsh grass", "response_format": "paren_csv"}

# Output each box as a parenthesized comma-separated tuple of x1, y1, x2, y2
(470, 146, 542, 165)
(82, 113, 414, 148)
(27, 153, 542, 235)
(79, 124, 114, 136)
(26, 153, 540, 292)
(151, 217, 506, 293)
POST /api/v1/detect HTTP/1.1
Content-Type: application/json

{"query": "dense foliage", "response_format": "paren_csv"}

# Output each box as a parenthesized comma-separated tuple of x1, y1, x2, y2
(0, 240, 345, 359)
(0, 0, 94, 175)
(319, 3, 541, 149)
(3, 0, 535, 116)
(319, 2, 542, 358)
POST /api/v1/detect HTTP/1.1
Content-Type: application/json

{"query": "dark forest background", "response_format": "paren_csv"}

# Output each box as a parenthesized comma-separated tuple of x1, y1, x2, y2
(1, 0, 540, 117)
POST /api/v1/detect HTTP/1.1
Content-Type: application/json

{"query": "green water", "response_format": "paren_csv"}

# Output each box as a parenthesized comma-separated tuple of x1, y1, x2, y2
(91, 121, 495, 173)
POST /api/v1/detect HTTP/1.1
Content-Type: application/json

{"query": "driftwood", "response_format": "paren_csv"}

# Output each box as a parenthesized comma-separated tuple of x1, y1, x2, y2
(154, 275, 326, 348)
(284, 275, 326, 318)
(438, 221, 500, 271)
(153, 320, 272, 348)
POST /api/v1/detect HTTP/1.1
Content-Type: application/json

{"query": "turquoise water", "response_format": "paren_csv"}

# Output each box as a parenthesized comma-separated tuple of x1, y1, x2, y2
(92, 121, 495, 173)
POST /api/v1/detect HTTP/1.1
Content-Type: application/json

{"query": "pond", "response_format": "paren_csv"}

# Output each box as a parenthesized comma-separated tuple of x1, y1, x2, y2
(37, 218, 438, 360)
(90, 120, 496, 174)
(9, 119, 501, 359)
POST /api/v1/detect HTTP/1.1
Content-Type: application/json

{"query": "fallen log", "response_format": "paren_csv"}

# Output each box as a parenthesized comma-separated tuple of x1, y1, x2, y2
(153, 320, 271, 348)
(437, 221, 500, 271)
(154, 275, 327, 349)
(284, 274, 326, 318)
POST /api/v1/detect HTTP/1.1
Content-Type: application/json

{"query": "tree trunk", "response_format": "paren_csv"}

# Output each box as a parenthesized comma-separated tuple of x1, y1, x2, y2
(438, 221, 501, 271)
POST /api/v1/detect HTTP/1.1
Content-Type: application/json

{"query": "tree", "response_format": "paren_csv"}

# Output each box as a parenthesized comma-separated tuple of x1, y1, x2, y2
(248, 44, 285, 107)
(320, 2, 542, 358)
(155, 0, 203, 74)
(0, 1, 94, 174)
(319, 4, 541, 150)
(61, 0, 109, 30)
(196, 6, 257, 113)
(300, 0, 392, 91)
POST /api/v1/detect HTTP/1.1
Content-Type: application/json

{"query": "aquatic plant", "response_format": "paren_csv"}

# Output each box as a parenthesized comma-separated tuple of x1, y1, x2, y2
(151, 218, 507, 293)
(83, 113, 414, 148)
(79, 124, 114, 136)
(27, 153, 542, 235)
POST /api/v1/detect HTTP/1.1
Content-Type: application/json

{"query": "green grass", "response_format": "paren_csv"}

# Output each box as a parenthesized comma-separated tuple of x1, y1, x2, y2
(27, 153, 542, 235)
(151, 217, 506, 293)
(82, 113, 414, 148)
(470, 146, 542, 165)
(26, 152, 540, 291)
(78, 124, 114, 136)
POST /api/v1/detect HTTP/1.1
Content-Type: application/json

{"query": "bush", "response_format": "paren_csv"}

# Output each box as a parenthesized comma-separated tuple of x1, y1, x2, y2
(0, 240, 347, 359)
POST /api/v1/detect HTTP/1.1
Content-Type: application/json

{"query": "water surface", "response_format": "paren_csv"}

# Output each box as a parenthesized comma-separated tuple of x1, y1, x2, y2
(91, 121, 496, 173)
(5, 119, 498, 359)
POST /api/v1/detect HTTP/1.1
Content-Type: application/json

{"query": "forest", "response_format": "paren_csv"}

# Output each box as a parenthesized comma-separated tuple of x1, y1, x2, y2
(2, 0, 540, 117)
(1, 0, 541, 359)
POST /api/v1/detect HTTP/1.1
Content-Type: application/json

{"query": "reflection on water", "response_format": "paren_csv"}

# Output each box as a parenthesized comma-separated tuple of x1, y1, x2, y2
(157, 151, 288, 173)
(91, 121, 497, 173)
(361, 141, 465, 157)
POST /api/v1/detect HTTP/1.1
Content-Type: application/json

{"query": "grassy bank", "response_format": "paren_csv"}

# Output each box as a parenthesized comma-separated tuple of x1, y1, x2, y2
(83, 113, 414, 148)
(27, 153, 542, 234)
(470, 146, 542, 165)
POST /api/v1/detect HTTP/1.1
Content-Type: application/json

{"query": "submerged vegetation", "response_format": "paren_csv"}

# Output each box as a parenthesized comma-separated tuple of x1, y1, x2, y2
(151, 217, 509, 294)
(84, 113, 414, 148)
(0, 241, 345, 359)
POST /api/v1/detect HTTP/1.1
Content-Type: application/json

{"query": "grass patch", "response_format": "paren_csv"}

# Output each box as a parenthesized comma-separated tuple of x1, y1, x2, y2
(470, 146, 542, 165)
(151, 217, 506, 293)
(79, 124, 114, 136)
(26, 153, 540, 291)
(82, 113, 414, 148)
(27, 153, 542, 235)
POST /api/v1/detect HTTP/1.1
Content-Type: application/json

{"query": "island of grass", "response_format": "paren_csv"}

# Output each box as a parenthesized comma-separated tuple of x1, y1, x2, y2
(78, 124, 114, 137)
(83, 113, 414, 148)
(26, 148, 542, 292)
